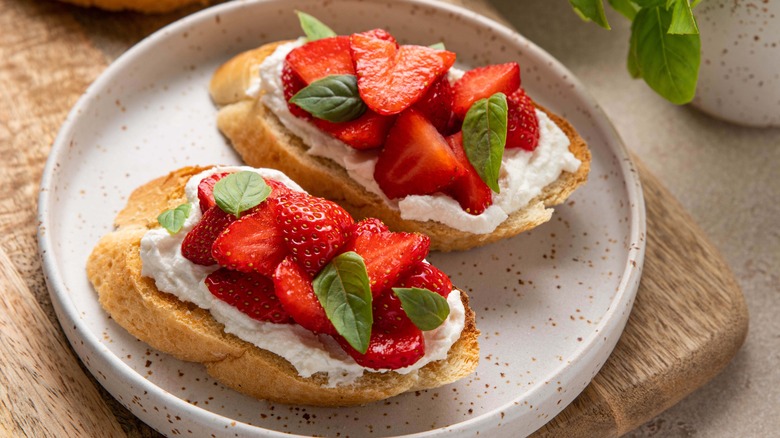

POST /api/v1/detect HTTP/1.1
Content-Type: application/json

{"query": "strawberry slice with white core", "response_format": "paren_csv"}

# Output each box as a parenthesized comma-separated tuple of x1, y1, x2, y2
(211, 201, 289, 277)
(273, 256, 336, 335)
(285, 36, 354, 84)
(350, 29, 456, 115)
(453, 62, 521, 119)
(346, 218, 430, 296)
(374, 108, 466, 199)
(206, 268, 292, 324)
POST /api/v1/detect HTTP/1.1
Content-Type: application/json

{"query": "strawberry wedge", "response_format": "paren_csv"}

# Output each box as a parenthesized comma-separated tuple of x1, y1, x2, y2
(351, 30, 456, 115)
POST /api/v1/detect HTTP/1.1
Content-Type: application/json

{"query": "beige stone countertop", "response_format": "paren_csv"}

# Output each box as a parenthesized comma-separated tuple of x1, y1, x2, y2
(487, 0, 780, 436)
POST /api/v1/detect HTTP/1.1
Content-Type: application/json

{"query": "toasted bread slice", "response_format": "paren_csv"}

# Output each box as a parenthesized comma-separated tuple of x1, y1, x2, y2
(87, 166, 479, 406)
(210, 42, 591, 251)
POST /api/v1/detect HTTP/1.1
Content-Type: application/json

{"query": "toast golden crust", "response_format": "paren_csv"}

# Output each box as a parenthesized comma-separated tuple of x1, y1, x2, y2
(210, 42, 591, 251)
(87, 166, 479, 406)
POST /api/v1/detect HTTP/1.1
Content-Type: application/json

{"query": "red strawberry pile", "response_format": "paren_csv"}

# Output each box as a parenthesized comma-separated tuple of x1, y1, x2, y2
(283, 28, 540, 215)
(180, 171, 454, 370)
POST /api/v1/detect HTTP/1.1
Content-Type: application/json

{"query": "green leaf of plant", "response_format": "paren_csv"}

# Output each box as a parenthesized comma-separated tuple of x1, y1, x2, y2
(429, 42, 446, 50)
(157, 203, 191, 235)
(213, 171, 271, 218)
(607, 0, 638, 20)
(667, 0, 699, 35)
(569, 0, 611, 29)
(627, 19, 642, 78)
(691, 0, 702, 7)
(631, 6, 700, 104)
(313, 251, 373, 354)
(289, 75, 367, 123)
(633, 0, 665, 6)
(462, 92, 508, 193)
(295, 10, 337, 41)
(393, 288, 450, 331)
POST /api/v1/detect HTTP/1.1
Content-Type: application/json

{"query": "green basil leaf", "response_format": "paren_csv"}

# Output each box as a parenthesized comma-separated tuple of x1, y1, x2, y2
(569, 0, 611, 29)
(607, 0, 638, 20)
(627, 18, 642, 78)
(429, 42, 446, 50)
(462, 92, 508, 193)
(631, 6, 700, 104)
(295, 10, 336, 41)
(313, 251, 373, 354)
(213, 171, 271, 218)
(393, 288, 450, 331)
(157, 203, 191, 235)
(691, 0, 702, 7)
(667, 0, 699, 35)
(289, 75, 367, 123)
(633, 0, 664, 6)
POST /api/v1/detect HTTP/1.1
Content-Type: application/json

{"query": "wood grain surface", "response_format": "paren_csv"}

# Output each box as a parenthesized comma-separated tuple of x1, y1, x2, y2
(0, 0, 747, 436)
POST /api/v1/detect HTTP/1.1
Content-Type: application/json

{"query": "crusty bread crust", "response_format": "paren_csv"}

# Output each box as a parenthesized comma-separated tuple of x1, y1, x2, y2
(87, 166, 479, 406)
(210, 42, 591, 251)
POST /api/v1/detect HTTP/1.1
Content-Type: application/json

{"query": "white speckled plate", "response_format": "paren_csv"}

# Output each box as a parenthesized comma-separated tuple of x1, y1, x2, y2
(38, 0, 645, 436)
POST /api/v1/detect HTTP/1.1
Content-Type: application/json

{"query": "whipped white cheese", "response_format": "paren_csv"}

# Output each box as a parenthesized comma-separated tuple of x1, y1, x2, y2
(140, 166, 466, 386)
(255, 39, 581, 235)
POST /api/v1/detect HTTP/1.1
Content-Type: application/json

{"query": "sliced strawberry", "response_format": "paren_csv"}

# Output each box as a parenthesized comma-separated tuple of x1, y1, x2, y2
(444, 131, 493, 215)
(274, 191, 354, 277)
(350, 30, 456, 115)
(346, 219, 430, 296)
(264, 178, 295, 200)
(181, 207, 236, 266)
(412, 74, 453, 134)
(282, 61, 312, 120)
(506, 88, 540, 151)
(312, 110, 396, 150)
(453, 62, 521, 119)
(373, 289, 414, 333)
(374, 109, 466, 199)
(285, 36, 354, 84)
(273, 256, 335, 334)
(197, 172, 231, 213)
(373, 261, 452, 333)
(211, 202, 288, 276)
(337, 323, 425, 370)
(205, 268, 291, 324)
(397, 261, 453, 298)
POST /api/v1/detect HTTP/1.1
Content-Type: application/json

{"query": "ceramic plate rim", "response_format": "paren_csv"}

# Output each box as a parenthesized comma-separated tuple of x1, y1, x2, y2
(37, 0, 646, 436)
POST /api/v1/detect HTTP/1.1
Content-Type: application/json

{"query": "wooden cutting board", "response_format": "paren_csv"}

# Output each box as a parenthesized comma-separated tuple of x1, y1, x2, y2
(0, 0, 748, 436)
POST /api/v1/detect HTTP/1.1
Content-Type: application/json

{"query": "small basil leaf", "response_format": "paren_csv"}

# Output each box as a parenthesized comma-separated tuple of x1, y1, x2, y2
(289, 75, 367, 123)
(667, 0, 699, 35)
(569, 0, 611, 29)
(295, 10, 337, 41)
(393, 288, 450, 331)
(213, 171, 271, 218)
(607, 0, 638, 20)
(462, 92, 508, 193)
(429, 42, 446, 50)
(157, 203, 191, 235)
(632, 6, 700, 104)
(313, 251, 373, 354)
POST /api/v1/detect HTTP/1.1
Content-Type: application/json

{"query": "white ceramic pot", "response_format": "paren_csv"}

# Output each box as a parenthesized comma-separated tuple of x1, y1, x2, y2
(692, 0, 780, 127)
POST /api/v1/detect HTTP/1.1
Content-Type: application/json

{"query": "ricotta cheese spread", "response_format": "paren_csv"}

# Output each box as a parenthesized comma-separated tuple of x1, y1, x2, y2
(140, 166, 466, 386)
(254, 39, 581, 235)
